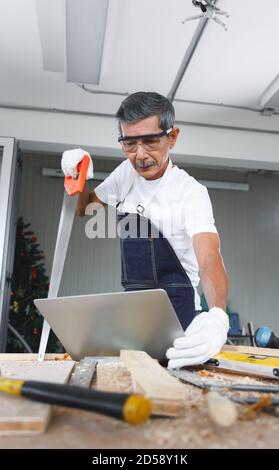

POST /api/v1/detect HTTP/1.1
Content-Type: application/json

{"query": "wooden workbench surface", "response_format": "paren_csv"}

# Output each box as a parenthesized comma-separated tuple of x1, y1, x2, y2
(0, 354, 279, 449)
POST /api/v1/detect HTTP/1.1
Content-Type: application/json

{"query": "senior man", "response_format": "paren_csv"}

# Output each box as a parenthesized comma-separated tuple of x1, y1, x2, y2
(61, 91, 229, 368)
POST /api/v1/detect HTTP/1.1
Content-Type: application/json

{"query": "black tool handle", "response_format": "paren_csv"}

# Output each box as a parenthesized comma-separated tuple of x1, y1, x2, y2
(22, 381, 133, 421)
(268, 332, 279, 349)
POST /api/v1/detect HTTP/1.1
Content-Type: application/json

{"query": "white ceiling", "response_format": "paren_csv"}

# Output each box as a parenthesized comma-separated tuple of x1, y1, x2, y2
(1, 0, 279, 131)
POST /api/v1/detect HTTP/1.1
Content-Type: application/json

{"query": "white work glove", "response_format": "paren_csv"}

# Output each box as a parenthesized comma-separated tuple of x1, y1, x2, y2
(61, 148, 94, 179)
(166, 307, 229, 369)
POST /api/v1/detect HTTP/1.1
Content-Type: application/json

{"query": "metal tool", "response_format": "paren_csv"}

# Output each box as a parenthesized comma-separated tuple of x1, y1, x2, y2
(38, 156, 90, 361)
(69, 357, 98, 388)
(68, 357, 120, 388)
(231, 395, 279, 406)
(170, 369, 279, 393)
(170, 369, 279, 417)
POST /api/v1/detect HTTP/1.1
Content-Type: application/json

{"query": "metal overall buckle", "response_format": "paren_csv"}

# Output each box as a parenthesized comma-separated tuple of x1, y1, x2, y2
(136, 204, 145, 216)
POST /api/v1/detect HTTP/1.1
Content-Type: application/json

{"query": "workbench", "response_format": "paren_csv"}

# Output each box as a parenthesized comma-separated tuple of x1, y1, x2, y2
(0, 353, 279, 449)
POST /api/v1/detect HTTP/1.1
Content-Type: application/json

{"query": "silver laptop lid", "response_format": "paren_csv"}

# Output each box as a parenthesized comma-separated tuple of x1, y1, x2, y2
(34, 289, 183, 361)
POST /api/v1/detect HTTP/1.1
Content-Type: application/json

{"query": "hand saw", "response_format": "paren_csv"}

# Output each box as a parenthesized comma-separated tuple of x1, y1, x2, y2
(37, 155, 90, 361)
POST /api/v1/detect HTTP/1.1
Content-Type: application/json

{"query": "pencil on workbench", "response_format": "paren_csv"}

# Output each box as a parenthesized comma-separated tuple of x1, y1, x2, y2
(0, 377, 151, 425)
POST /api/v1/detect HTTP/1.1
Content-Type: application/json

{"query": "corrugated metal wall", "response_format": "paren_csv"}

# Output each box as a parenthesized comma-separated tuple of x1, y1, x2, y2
(18, 153, 279, 332)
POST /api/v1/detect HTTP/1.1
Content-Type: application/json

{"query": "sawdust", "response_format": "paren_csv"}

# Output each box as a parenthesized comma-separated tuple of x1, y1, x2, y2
(1, 358, 279, 448)
(198, 369, 211, 377)
(93, 363, 279, 447)
(2, 382, 279, 448)
(96, 360, 134, 393)
(54, 353, 71, 361)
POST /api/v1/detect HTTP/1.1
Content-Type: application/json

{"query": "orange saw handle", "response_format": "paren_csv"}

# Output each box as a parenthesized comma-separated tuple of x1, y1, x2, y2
(64, 155, 90, 196)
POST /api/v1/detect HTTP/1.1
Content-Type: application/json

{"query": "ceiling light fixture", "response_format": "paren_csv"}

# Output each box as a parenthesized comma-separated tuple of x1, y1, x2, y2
(41, 168, 249, 191)
(65, 0, 109, 85)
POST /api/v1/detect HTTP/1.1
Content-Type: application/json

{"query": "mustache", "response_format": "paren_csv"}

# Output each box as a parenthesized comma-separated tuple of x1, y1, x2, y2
(135, 160, 157, 169)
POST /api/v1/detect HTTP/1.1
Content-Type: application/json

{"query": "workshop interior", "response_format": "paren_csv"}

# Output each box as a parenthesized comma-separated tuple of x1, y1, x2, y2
(0, 0, 279, 451)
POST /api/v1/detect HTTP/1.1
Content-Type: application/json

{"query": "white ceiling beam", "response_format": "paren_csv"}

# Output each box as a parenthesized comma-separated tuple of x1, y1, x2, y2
(1, 106, 279, 171)
(167, 11, 210, 101)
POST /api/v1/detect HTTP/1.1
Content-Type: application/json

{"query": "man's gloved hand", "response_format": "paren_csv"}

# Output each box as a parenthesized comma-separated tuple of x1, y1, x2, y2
(61, 148, 94, 179)
(166, 307, 229, 369)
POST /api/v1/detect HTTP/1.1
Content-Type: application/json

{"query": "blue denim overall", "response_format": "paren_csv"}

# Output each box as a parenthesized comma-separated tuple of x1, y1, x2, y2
(117, 211, 196, 330)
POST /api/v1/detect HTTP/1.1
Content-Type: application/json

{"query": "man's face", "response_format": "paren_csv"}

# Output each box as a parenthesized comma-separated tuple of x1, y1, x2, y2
(120, 115, 179, 180)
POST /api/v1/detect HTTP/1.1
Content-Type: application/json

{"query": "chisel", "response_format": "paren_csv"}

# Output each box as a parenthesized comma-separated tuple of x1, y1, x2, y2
(38, 155, 90, 361)
(170, 370, 279, 414)
(0, 376, 151, 425)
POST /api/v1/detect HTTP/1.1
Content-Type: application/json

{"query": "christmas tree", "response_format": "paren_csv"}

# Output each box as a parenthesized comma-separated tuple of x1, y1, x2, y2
(7, 217, 64, 353)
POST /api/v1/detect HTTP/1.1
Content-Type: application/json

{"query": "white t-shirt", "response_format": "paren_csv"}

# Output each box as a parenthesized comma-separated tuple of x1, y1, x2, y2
(95, 159, 217, 310)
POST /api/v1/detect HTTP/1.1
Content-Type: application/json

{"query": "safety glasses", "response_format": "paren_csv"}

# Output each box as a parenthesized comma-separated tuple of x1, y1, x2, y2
(118, 128, 172, 153)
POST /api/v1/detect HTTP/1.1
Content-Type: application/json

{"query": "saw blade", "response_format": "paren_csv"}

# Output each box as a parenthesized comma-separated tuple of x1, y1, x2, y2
(38, 191, 78, 361)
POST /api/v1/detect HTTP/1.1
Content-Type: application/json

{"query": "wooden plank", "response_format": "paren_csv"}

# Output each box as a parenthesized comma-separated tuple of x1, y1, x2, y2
(0, 360, 75, 435)
(120, 350, 186, 417)
(222, 344, 279, 358)
(0, 353, 71, 361)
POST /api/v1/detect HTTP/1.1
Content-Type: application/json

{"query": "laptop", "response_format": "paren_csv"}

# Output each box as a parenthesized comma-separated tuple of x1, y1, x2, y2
(34, 289, 183, 361)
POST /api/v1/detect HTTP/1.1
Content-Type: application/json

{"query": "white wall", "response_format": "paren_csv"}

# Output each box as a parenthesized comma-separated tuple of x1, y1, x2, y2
(18, 152, 279, 333)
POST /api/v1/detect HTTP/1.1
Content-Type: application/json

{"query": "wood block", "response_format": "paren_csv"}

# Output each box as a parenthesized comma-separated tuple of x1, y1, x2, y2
(0, 360, 75, 435)
(120, 350, 186, 417)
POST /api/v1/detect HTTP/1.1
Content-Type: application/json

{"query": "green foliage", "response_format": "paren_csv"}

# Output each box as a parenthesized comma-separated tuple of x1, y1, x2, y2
(7, 217, 64, 353)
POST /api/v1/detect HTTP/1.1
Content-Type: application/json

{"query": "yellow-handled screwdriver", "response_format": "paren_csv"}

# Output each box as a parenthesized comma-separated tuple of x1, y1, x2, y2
(0, 377, 151, 425)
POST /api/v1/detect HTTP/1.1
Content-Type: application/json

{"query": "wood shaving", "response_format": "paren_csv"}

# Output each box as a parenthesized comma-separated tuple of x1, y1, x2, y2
(198, 369, 211, 377)
(240, 394, 274, 420)
(54, 353, 71, 361)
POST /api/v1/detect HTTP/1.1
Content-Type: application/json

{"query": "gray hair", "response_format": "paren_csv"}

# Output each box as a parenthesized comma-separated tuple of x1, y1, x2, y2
(116, 92, 175, 135)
